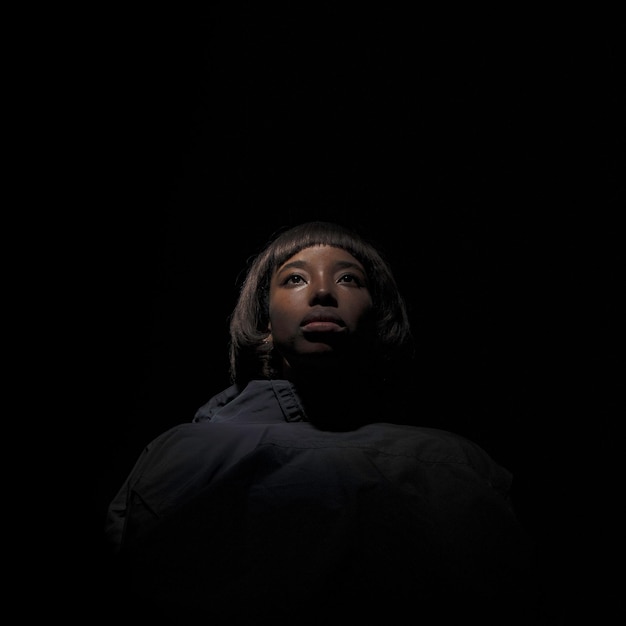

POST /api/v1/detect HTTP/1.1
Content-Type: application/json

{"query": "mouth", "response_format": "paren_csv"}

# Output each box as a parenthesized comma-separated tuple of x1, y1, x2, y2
(301, 321, 346, 333)
(300, 311, 346, 333)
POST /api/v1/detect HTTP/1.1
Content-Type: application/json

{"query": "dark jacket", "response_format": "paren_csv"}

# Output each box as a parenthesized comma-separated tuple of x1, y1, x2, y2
(105, 380, 540, 623)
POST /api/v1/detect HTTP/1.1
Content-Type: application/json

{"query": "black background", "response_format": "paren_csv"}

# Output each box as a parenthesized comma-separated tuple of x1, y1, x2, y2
(58, 7, 621, 622)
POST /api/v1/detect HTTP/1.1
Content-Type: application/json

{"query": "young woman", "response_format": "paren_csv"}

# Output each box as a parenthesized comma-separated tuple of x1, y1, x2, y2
(105, 221, 540, 623)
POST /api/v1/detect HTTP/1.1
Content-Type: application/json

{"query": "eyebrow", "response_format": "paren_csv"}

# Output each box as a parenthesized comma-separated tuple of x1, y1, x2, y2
(278, 259, 365, 273)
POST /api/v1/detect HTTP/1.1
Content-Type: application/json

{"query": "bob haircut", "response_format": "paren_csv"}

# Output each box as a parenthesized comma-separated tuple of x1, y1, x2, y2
(229, 221, 414, 385)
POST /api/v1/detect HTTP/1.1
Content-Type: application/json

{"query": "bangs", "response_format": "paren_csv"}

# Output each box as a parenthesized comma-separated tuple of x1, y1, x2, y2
(267, 221, 375, 272)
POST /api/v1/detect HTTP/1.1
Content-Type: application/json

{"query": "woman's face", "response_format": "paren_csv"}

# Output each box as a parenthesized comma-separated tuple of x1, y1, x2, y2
(268, 244, 374, 375)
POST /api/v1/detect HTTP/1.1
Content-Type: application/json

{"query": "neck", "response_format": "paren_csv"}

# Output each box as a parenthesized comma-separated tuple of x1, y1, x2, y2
(286, 363, 383, 431)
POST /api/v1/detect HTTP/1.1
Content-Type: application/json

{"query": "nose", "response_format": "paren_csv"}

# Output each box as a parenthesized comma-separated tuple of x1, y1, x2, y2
(309, 276, 338, 305)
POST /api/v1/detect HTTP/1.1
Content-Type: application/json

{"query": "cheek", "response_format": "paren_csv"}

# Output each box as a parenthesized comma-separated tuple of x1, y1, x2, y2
(268, 306, 283, 331)
(354, 305, 376, 333)
(268, 293, 297, 337)
(349, 295, 374, 323)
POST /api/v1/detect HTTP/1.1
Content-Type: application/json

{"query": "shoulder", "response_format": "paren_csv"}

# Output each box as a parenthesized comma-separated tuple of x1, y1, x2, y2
(193, 383, 243, 422)
(344, 422, 492, 459)
(346, 423, 514, 495)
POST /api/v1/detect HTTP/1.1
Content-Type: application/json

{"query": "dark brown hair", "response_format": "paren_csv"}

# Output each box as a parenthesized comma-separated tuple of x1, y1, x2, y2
(229, 221, 414, 386)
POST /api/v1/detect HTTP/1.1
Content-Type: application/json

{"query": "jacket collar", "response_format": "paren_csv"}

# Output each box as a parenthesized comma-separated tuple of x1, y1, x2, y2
(193, 379, 308, 424)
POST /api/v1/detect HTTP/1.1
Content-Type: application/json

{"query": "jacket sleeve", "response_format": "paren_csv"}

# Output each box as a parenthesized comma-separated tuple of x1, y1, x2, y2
(104, 420, 268, 554)
(104, 426, 187, 553)
(104, 441, 156, 554)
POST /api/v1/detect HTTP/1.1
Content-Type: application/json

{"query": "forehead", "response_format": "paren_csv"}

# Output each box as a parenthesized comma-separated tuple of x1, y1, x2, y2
(276, 244, 364, 270)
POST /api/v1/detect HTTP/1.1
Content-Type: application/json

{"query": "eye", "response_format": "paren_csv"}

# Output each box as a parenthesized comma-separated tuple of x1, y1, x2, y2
(283, 273, 307, 285)
(338, 273, 364, 286)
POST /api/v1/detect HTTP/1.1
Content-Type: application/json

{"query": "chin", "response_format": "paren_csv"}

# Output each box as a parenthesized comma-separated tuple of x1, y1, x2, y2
(299, 348, 340, 359)
(291, 348, 350, 369)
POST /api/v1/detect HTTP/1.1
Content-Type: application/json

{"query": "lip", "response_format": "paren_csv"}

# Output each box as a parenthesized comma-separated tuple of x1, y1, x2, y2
(300, 310, 346, 333)
(301, 321, 346, 333)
